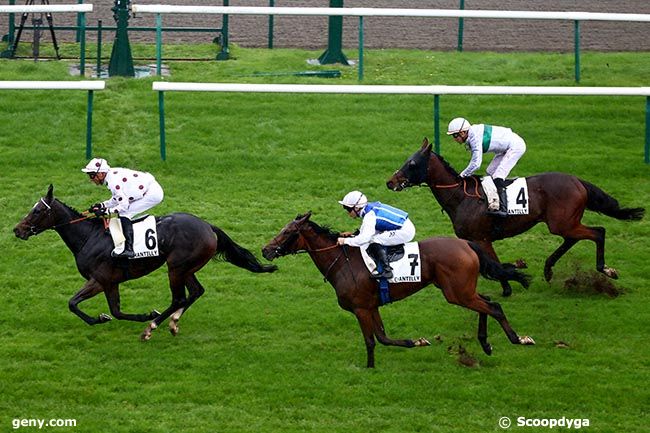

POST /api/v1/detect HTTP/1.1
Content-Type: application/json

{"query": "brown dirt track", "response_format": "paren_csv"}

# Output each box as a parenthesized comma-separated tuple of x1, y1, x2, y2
(2, 1, 649, 52)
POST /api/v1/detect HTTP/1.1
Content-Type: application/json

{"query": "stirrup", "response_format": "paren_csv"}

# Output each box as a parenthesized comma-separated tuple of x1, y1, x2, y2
(112, 249, 135, 258)
(487, 208, 508, 217)
(371, 269, 393, 279)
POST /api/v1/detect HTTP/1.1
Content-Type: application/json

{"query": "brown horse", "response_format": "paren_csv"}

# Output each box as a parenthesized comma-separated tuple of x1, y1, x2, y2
(14, 185, 277, 340)
(262, 212, 534, 368)
(386, 138, 644, 296)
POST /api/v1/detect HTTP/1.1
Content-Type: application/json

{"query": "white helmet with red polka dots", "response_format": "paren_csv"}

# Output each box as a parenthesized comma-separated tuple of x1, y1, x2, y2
(81, 158, 111, 173)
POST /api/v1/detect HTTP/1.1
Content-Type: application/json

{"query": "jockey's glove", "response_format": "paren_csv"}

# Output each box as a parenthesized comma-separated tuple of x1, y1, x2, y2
(89, 203, 107, 217)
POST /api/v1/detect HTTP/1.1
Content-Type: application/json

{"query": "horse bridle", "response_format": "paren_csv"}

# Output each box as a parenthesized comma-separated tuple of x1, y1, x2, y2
(271, 223, 352, 283)
(25, 198, 92, 236)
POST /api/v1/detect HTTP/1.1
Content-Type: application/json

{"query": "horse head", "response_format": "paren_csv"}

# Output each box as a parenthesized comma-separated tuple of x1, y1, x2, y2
(262, 212, 313, 260)
(387, 137, 462, 192)
(14, 184, 58, 240)
(386, 138, 433, 191)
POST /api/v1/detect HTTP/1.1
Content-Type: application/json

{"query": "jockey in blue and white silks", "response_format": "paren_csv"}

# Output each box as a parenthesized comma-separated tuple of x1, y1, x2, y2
(336, 191, 416, 279)
(342, 201, 415, 248)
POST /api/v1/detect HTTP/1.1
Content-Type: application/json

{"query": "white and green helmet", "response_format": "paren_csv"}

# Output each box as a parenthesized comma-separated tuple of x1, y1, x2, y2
(447, 117, 471, 135)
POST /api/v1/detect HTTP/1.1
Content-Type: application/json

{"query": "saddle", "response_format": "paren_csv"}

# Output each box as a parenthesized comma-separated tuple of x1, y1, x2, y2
(384, 244, 405, 263)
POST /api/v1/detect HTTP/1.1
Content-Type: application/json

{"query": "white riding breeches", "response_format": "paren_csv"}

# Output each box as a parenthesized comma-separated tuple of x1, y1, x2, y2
(486, 133, 526, 179)
(369, 218, 416, 246)
(119, 181, 164, 219)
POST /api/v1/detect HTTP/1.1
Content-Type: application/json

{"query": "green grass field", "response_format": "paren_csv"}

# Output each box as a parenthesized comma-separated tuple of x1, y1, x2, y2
(1, 45, 649, 432)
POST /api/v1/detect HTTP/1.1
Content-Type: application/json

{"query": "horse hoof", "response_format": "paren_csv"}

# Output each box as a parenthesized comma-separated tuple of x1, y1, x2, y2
(519, 336, 535, 345)
(481, 344, 493, 356)
(544, 268, 553, 282)
(515, 259, 528, 269)
(603, 266, 619, 280)
(502, 288, 512, 297)
(414, 337, 431, 347)
(98, 313, 112, 323)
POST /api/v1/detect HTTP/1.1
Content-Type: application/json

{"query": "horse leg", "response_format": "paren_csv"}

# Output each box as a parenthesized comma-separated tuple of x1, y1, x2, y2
(169, 274, 206, 336)
(103, 284, 160, 322)
(353, 309, 377, 368)
(68, 279, 112, 325)
(371, 309, 430, 348)
(476, 241, 512, 297)
(590, 227, 617, 278)
(141, 270, 188, 341)
(544, 238, 579, 282)
(477, 295, 492, 355)
(442, 289, 534, 354)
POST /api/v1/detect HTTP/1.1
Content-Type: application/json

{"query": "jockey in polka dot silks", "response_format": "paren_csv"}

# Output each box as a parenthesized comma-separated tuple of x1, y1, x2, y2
(447, 117, 526, 217)
(337, 190, 416, 279)
(82, 158, 164, 258)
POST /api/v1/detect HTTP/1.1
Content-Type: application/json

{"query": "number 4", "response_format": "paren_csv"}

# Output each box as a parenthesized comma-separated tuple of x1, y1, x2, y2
(516, 187, 527, 207)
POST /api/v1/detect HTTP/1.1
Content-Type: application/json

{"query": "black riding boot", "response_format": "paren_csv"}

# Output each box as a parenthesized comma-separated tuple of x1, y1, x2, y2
(112, 217, 135, 258)
(493, 178, 508, 217)
(367, 243, 393, 279)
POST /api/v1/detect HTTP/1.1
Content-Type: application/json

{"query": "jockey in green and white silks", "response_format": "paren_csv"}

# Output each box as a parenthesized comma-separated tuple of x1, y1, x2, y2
(337, 191, 416, 279)
(447, 117, 526, 217)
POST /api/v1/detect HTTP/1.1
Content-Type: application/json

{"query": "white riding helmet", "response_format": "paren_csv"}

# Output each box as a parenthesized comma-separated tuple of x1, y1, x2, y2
(81, 158, 111, 173)
(338, 190, 368, 209)
(447, 117, 471, 135)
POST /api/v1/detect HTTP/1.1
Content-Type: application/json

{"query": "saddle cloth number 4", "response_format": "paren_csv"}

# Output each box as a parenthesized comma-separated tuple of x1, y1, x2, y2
(506, 178, 530, 215)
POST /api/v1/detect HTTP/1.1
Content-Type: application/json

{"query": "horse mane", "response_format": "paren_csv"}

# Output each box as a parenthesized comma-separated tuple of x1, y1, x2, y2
(306, 220, 340, 242)
(432, 152, 461, 178)
(54, 198, 85, 218)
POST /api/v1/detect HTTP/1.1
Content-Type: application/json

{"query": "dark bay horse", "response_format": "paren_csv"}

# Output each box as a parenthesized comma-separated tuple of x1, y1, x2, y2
(14, 185, 277, 340)
(386, 138, 645, 296)
(262, 212, 534, 368)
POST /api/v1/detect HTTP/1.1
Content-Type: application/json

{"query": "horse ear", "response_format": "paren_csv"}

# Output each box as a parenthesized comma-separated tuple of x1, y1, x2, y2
(423, 138, 433, 153)
(296, 211, 312, 222)
(46, 184, 54, 200)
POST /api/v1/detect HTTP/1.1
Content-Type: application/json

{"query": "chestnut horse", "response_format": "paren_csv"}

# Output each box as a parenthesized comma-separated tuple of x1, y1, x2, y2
(387, 138, 644, 296)
(262, 212, 534, 368)
(14, 185, 277, 340)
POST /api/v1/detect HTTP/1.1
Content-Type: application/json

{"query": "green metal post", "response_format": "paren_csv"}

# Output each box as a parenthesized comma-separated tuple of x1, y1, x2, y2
(457, 0, 464, 52)
(1, 0, 16, 57)
(86, 90, 94, 159)
(358, 16, 363, 81)
(216, 0, 230, 60)
(434, 95, 440, 154)
(574, 20, 581, 83)
(76, 0, 83, 42)
(79, 12, 86, 76)
(159, 91, 166, 161)
(317, 0, 350, 65)
(97, 20, 102, 77)
(156, 13, 162, 76)
(108, 0, 135, 77)
(645, 96, 650, 164)
(6, 0, 16, 43)
(268, 0, 274, 49)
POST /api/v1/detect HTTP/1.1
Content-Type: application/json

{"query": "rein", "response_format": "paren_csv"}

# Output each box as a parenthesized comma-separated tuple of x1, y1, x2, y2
(433, 177, 481, 199)
(288, 242, 351, 283)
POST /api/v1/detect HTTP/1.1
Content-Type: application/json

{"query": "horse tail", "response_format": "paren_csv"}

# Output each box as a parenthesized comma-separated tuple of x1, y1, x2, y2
(467, 242, 531, 289)
(580, 179, 645, 221)
(211, 226, 278, 273)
